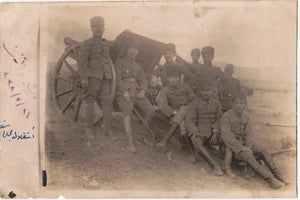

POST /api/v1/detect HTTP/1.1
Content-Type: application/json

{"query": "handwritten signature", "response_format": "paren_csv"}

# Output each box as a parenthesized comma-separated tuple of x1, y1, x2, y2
(1, 120, 35, 141)
(3, 43, 27, 67)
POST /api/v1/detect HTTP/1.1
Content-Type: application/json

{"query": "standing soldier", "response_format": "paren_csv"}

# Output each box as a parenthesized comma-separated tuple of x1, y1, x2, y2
(185, 81, 224, 176)
(219, 64, 242, 113)
(192, 46, 224, 97)
(115, 43, 155, 153)
(220, 92, 289, 188)
(78, 16, 116, 140)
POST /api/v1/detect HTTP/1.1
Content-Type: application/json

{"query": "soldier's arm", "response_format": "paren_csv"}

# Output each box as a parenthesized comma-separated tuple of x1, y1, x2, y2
(220, 114, 244, 153)
(236, 79, 242, 92)
(77, 40, 90, 79)
(115, 61, 130, 93)
(158, 88, 175, 117)
(185, 100, 199, 136)
(245, 115, 255, 147)
(137, 65, 148, 92)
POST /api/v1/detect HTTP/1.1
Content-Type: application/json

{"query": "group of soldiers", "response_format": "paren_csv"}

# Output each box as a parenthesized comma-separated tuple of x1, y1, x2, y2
(77, 16, 289, 189)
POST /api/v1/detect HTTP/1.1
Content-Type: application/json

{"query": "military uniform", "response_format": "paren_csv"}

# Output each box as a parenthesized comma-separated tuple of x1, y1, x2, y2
(78, 17, 114, 139)
(158, 82, 196, 135)
(116, 57, 154, 120)
(220, 109, 288, 188)
(185, 98, 222, 138)
(219, 76, 241, 112)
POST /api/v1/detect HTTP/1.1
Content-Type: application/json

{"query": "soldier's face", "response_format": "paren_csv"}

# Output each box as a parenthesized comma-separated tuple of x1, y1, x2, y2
(167, 76, 180, 86)
(200, 87, 212, 101)
(225, 70, 233, 77)
(164, 51, 175, 63)
(91, 22, 105, 37)
(191, 53, 200, 63)
(202, 53, 213, 65)
(233, 100, 247, 114)
(127, 47, 139, 59)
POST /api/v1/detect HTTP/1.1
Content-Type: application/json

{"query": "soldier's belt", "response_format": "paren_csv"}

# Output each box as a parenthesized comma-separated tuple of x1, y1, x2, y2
(122, 78, 135, 81)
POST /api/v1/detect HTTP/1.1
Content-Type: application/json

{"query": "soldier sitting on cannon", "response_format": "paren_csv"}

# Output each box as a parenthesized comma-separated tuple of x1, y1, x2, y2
(220, 91, 289, 188)
(77, 16, 116, 140)
(115, 42, 155, 153)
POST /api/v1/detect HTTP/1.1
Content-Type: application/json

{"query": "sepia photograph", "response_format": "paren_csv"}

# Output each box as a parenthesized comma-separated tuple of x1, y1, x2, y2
(38, 1, 297, 198)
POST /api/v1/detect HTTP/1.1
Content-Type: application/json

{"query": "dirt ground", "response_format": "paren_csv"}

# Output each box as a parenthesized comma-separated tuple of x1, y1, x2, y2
(45, 83, 297, 197)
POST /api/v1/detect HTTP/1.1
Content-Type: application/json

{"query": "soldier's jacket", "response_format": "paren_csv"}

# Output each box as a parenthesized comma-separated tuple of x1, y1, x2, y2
(185, 98, 222, 137)
(153, 62, 193, 87)
(220, 76, 241, 98)
(115, 57, 148, 97)
(77, 37, 113, 80)
(191, 64, 224, 90)
(158, 83, 196, 117)
(220, 109, 253, 153)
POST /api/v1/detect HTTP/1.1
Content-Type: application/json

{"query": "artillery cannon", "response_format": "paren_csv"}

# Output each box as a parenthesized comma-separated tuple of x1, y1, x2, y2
(53, 30, 170, 126)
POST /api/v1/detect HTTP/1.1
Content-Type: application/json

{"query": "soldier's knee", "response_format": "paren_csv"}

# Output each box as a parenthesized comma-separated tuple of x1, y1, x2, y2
(239, 151, 253, 161)
(191, 136, 204, 150)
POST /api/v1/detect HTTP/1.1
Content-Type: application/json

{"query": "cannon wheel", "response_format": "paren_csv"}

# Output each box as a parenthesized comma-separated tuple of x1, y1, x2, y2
(53, 44, 116, 126)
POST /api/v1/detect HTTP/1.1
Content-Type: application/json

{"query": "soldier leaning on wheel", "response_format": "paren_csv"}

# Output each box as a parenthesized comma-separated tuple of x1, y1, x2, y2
(220, 91, 289, 188)
(115, 42, 155, 153)
(77, 16, 116, 140)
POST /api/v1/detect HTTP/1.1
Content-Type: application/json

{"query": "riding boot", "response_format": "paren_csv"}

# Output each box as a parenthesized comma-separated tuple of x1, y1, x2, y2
(124, 116, 136, 153)
(183, 135, 201, 163)
(196, 143, 223, 176)
(103, 108, 117, 141)
(84, 97, 96, 140)
(260, 150, 289, 185)
(239, 151, 283, 189)
(156, 122, 179, 149)
(224, 147, 237, 179)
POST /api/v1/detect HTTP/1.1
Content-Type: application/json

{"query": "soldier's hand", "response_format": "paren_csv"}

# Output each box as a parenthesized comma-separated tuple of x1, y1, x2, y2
(242, 146, 252, 153)
(81, 79, 89, 89)
(210, 131, 219, 145)
(136, 90, 145, 99)
(123, 90, 131, 103)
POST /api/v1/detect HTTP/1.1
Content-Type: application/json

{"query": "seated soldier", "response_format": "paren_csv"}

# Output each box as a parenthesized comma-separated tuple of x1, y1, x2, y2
(185, 81, 224, 176)
(155, 65, 197, 159)
(219, 64, 242, 113)
(115, 43, 155, 153)
(220, 92, 289, 188)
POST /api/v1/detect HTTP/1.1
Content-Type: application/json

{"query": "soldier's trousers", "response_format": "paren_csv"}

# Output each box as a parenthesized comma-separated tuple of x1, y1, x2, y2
(233, 144, 276, 180)
(84, 77, 113, 127)
(117, 95, 155, 125)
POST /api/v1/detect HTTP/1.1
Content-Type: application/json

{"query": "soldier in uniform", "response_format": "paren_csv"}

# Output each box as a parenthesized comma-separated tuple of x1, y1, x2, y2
(219, 64, 242, 113)
(115, 43, 155, 153)
(153, 44, 192, 87)
(185, 81, 224, 176)
(155, 65, 198, 161)
(191, 46, 224, 96)
(220, 92, 289, 188)
(78, 16, 116, 140)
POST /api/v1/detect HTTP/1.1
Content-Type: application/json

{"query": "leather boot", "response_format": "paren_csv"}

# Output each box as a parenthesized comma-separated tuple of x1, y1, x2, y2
(84, 97, 96, 140)
(239, 151, 283, 189)
(224, 147, 237, 179)
(156, 122, 179, 149)
(196, 143, 224, 176)
(260, 150, 290, 185)
(103, 108, 117, 141)
(124, 116, 136, 153)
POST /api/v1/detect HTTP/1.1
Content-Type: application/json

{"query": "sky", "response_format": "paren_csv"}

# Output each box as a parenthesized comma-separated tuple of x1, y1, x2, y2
(45, 1, 296, 82)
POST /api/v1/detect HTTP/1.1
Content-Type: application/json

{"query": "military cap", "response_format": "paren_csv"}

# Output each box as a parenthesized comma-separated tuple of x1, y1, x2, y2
(164, 43, 176, 53)
(165, 64, 182, 77)
(191, 48, 200, 55)
(233, 91, 247, 102)
(90, 16, 104, 25)
(225, 64, 234, 73)
(201, 46, 214, 56)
